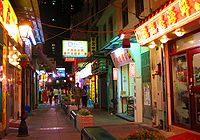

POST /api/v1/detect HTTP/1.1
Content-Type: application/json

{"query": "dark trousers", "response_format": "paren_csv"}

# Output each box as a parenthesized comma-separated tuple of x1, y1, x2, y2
(82, 96, 87, 107)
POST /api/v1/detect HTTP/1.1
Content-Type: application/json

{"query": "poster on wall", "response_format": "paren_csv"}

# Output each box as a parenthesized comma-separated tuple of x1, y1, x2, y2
(144, 83, 151, 106)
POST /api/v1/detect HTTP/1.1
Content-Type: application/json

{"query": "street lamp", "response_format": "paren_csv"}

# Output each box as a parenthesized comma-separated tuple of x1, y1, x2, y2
(17, 23, 32, 137)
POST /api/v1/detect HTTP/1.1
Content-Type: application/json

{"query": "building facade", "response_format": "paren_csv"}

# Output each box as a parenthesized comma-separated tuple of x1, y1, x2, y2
(135, 0, 200, 132)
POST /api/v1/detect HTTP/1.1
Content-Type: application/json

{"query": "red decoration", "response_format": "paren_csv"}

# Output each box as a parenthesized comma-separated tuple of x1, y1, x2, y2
(19, 60, 29, 69)
(122, 38, 130, 48)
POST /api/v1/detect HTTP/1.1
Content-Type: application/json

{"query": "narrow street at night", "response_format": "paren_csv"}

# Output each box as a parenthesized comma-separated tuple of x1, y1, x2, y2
(1, 0, 200, 139)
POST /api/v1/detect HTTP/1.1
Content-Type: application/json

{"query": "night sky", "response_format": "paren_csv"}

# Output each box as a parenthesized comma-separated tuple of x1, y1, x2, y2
(39, 0, 84, 74)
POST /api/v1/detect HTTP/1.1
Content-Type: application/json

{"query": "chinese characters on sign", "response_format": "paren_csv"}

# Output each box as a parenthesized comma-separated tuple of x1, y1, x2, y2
(135, 0, 200, 46)
(62, 40, 88, 58)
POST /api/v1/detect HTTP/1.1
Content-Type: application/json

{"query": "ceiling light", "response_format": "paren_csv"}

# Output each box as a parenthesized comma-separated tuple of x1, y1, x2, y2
(160, 35, 169, 43)
(148, 41, 157, 49)
(175, 28, 185, 37)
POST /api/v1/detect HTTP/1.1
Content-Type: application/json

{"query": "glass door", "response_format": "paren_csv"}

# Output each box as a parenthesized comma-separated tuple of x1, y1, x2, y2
(188, 48, 200, 132)
(172, 53, 190, 127)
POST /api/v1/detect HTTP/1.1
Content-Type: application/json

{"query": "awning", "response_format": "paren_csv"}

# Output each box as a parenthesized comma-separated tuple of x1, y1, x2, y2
(75, 34, 137, 71)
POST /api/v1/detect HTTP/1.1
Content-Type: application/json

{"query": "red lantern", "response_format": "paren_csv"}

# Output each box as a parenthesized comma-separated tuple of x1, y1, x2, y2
(19, 60, 29, 69)
(122, 38, 130, 48)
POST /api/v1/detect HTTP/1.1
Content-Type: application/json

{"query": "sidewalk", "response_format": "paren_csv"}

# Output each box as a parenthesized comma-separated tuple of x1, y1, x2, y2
(3, 103, 200, 139)
(3, 104, 80, 140)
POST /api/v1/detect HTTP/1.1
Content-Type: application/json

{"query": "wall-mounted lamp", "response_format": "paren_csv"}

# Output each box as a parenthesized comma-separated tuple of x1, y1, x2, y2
(148, 41, 157, 49)
(152, 63, 161, 79)
(174, 28, 185, 37)
(160, 35, 169, 43)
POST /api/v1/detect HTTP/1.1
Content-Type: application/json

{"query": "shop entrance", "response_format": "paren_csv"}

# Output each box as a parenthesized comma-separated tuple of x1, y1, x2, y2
(188, 47, 200, 131)
(171, 47, 200, 132)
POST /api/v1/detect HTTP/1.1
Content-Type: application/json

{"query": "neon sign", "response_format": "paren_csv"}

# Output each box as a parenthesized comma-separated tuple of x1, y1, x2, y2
(135, 0, 200, 46)
(62, 40, 88, 58)
(0, 0, 19, 42)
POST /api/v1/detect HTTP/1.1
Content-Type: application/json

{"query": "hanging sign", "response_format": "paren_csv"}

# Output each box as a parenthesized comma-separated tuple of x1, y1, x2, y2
(135, 0, 200, 46)
(111, 48, 132, 67)
(129, 62, 136, 77)
(113, 68, 118, 80)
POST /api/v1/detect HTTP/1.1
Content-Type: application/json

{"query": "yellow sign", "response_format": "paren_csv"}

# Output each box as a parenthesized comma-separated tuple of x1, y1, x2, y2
(0, 0, 19, 42)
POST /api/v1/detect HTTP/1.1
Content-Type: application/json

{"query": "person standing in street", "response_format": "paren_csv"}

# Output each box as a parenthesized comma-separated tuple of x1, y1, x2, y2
(54, 88, 59, 104)
(49, 87, 54, 105)
(82, 85, 88, 108)
(74, 83, 82, 110)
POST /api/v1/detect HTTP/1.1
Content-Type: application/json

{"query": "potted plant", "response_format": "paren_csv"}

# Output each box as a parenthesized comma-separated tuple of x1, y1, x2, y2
(18, 54, 29, 61)
(76, 108, 94, 131)
(63, 96, 70, 105)
(18, 54, 29, 68)
(67, 100, 78, 115)
(123, 128, 166, 140)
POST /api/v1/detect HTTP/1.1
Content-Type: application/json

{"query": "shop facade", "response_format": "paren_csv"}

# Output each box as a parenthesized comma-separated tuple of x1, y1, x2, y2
(91, 57, 112, 111)
(0, 0, 21, 135)
(135, 0, 200, 131)
(110, 43, 148, 122)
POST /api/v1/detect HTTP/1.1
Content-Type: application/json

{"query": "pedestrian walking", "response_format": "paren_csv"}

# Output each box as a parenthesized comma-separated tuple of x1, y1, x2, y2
(54, 88, 59, 104)
(42, 88, 48, 103)
(74, 83, 82, 110)
(49, 87, 54, 105)
(82, 85, 88, 108)
(58, 87, 62, 104)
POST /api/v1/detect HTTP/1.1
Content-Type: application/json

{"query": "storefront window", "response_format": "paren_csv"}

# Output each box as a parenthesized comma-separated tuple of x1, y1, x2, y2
(172, 54, 190, 126)
(193, 53, 200, 86)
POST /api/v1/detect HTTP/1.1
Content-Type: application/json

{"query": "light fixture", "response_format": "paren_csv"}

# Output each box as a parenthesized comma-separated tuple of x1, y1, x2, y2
(148, 41, 157, 49)
(18, 24, 32, 40)
(174, 28, 185, 37)
(160, 35, 169, 43)
(120, 33, 125, 39)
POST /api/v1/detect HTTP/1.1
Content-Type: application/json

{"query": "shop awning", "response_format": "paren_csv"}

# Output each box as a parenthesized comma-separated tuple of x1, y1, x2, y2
(76, 34, 137, 71)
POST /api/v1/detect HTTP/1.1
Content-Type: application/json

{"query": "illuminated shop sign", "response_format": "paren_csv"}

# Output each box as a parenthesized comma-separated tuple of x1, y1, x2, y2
(64, 58, 75, 62)
(62, 40, 88, 58)
(135, 0, 200, 46)
(0, 0, 19, 42)
(111, 48, 132, 67)
(79, 63, 92, 79)
(113, 68, 118, 80)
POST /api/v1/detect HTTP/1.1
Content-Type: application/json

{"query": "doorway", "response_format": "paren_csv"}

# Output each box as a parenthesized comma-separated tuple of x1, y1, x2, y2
(171, 47, 200, 132)
(188, 47, 200, 131)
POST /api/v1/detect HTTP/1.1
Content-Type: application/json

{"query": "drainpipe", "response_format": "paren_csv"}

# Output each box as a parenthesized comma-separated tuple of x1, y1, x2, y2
(161, 46, 169, 131)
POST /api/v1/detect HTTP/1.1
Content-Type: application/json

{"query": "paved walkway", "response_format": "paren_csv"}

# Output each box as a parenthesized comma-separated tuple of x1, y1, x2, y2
(3, 103, 131, 140)
(3, 104, 80, 140)
(3, 103, 200, 140)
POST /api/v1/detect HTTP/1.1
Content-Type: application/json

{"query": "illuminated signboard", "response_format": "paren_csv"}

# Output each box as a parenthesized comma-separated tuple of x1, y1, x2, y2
(62, 40, 88, 58)
(0, 0, 19, 42)
(135, 0, 200, 46)
(64, 58, 75, 62)
(56, 68, 65, 78)
(111, 48, 132, 67)
(113, 68, 118, 80)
